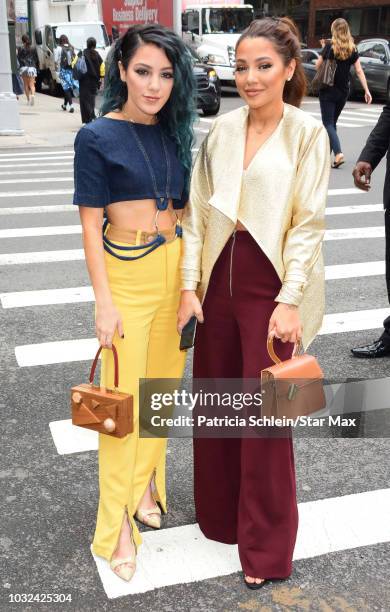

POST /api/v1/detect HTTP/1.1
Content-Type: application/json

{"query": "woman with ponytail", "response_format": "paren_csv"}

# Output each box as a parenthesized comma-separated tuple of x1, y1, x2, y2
(178, 16, 330, 588)
(316, 18, 372, 168)
(73, 24, 196, 581)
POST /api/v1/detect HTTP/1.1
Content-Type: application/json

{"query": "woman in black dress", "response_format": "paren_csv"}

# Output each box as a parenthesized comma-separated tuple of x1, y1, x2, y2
(316, 18, 372, 168)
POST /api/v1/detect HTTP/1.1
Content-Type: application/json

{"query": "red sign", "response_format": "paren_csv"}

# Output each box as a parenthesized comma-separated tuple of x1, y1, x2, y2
(102, 0, 174, 36)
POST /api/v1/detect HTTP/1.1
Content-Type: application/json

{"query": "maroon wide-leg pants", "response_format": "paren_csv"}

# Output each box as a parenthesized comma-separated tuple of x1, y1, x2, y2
(193, 230, 299, 578)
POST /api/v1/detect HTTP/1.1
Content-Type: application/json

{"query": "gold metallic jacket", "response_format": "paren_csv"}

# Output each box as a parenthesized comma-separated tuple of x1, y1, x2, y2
(181, 103, 331, 349)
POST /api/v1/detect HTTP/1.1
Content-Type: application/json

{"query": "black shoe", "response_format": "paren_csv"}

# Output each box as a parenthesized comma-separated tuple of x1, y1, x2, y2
(243, 575, 269, 590)
(61, 104, 67, 111)
(351, 339, 390, 358)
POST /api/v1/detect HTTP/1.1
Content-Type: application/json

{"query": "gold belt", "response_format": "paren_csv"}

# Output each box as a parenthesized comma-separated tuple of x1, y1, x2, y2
(105, 223, 179, 246)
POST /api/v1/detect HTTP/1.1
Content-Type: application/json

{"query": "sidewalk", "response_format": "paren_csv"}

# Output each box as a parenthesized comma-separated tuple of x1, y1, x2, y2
(0, 92, 83, 149)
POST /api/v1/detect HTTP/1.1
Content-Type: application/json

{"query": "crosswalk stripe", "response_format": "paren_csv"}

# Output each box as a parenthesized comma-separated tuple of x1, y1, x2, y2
(0, 202, 382, 217)
(0, 189, 73, 198)
(0, 177, 73, 185)
(0, 169, 73, 176)
(325, 226, 384, 240)
(0, 205, 75, 215)
(0, 150, 73, 157)
(1, 286, 94, 307)
(0, 156, 74, 163)
(0, 162, 74, 169)
(0, 249, 84, 265)
(0, 224, 382, 241)
(328, 188, 364, 196)
(14, 307, 390, 366)
(326, 204, 383, 214)
(325, 260, 384, 279)
(1, 260, 384, 307)
(308, 111, 374, 126)
(90, 488, 390, 597)
(0, 225, 81, 238)
(340, 110, 380, 120)
(338, 112, 380, 123)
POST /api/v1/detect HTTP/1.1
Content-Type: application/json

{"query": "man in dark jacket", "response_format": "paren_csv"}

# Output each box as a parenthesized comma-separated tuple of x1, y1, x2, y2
(351, 102, 390, 357)
(79, 37, 103, 124)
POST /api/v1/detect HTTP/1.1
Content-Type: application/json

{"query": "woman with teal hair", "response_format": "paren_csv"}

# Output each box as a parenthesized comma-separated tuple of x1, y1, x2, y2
(73, 24, 196, 581)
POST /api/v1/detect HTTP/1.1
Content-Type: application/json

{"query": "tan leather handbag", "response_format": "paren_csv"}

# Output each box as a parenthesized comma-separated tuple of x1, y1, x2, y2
(71, 344, 133, 438)
(311, 45, 337, 93)
(260, 336, 326, 419)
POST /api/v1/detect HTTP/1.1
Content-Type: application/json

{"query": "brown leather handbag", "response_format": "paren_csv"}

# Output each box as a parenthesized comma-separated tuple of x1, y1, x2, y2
(71, 344, 133, 438)
(260, 336, 326, 419)
(311, 45, 337, 93)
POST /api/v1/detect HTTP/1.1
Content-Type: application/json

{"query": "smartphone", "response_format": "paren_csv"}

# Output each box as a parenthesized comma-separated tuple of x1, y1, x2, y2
(180, 316, 198, 351)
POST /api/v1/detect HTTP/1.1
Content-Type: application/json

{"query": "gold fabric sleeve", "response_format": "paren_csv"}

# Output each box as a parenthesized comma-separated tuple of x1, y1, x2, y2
(274, 125, 330, 306)
(180, 138, 212, 291)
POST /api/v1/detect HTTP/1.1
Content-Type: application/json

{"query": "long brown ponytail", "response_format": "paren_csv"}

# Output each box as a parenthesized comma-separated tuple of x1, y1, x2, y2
(236, 17, 306, 108)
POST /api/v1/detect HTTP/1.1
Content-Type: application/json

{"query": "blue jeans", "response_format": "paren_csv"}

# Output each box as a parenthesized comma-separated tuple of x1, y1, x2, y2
(319, 87, 348, 156)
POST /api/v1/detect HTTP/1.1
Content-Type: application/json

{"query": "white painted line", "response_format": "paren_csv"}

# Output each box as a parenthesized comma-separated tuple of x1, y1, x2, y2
(324, 226, 384, 240)
(0, 150, 73, 157)
(0, 155, 74, 163)
(0, 225, 81, 238)
(0, 177, 73, 185)
(15, 338, 98, 367)
(326, 204, 383, 215)
(15, 307, 390, 366)
(308, 112, 372, 127)
(0, 189, 73, 198)
(3, 259, 384, 308)
(1, 286, 94, 308)
(328, 188, 365, 196)
(0, 204, 75, 215)
(90, 489, 390, 598)
(0, 169, 73, 176)
(1, 224, 382, 241)
(338, 111, 381, 123)
(319, 308, 389, 335)
(198, 117, 215, 124)
(0, 249, 84, 265)
(340, 110, 380, 119)
(325, 261, 384, 279)
(194, 127, 209, 134)
(49, 419, 98, 454)
(0, 162, 73, 169)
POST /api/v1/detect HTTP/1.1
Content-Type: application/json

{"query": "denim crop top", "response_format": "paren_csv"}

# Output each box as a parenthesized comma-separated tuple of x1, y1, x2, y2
(73, 116, 189, 210)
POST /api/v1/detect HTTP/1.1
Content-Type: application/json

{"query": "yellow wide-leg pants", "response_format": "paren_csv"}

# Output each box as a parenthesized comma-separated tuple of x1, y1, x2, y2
(92, 234, 186, 560)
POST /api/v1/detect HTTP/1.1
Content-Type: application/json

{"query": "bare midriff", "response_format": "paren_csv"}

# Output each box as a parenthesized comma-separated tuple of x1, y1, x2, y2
(106, 199, 184, 232)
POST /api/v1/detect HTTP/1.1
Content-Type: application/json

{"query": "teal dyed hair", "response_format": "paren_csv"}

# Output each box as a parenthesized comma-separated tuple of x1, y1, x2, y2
(100, 24, 197, 187)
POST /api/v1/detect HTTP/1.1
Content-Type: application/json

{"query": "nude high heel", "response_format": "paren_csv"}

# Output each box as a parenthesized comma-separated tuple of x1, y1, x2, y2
(110, 512, 137, 582)
(135, 504, 161, 529)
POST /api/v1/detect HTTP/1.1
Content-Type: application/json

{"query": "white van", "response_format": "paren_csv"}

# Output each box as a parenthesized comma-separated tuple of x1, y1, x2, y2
(182, 4, 254, 84)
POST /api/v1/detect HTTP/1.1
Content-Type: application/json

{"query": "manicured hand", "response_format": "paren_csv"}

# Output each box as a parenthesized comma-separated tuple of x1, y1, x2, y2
(268, 303, 302, 344)
(177, 290, 204, 334)
(95, 305, 124, 348)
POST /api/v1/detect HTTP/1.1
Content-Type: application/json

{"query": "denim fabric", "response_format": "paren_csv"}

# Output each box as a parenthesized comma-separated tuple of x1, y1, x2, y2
(319, 87, 348, 156)
(73, 116, 188, 209)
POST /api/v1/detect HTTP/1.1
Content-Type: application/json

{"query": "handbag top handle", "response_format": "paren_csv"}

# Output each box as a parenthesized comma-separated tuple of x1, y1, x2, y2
(267, 335, 303, 365)
(89, 344, 119, 389)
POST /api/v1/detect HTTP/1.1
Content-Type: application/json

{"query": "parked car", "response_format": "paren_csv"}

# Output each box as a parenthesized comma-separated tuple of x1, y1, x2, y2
(301, 48, 322, 94)
(350, 38, 390, 101)
(188, 47, 221, 116)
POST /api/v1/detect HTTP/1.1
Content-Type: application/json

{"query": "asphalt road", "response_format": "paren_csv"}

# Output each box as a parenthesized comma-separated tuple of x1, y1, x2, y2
(0, 92, 389, 611)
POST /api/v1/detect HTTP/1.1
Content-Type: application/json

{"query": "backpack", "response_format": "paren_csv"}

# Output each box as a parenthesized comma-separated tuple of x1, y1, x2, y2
(72, 53, 87, 80)
(60, 46, 74, 69)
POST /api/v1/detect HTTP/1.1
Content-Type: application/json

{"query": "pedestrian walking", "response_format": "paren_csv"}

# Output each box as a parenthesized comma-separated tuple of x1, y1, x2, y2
(17, 34, 39, 105)
(178, 16, 330, 589)
(73, 24, 196, 582)
(54, 35, 77, 113)
(78, 37, 104, 124)
(351, 102, 390, 358)
(315, 18, 372, 168)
